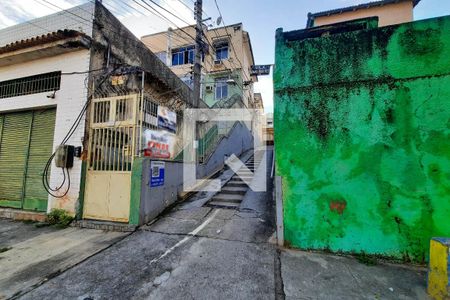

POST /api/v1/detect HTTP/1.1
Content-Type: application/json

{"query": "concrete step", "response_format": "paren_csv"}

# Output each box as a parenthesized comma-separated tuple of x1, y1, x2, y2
(227, 181, 247, 187)
(207, 200, 240, 209)
(212, 193, 244, 203)
(221, 186, 248, 195)
(237, 170, 254, 174)
(233, 175, 253, 180)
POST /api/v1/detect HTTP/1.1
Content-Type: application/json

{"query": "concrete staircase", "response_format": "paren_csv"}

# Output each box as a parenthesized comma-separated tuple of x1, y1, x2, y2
(207, 154, 262, 209)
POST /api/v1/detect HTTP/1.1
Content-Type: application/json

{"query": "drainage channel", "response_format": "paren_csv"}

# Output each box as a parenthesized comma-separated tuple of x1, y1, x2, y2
(206, 154, 263, 210)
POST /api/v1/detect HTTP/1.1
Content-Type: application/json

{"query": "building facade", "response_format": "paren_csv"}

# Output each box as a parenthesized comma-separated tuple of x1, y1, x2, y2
(263, 112, 273, 145)
(0, 3, 95, 215)
(141, 23, 258, 108)
(0, 2, 197, 222)
(307, 0, 421, 28)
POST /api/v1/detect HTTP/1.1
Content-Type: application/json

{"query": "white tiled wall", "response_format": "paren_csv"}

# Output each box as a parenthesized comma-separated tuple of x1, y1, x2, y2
(0, 49, 91, 214)
(0, 2, 94, 46)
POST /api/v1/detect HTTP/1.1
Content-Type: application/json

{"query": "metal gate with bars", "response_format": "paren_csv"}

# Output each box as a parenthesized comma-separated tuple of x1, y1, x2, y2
(83, 93, 161, 222)
(82, 90, 220, 222)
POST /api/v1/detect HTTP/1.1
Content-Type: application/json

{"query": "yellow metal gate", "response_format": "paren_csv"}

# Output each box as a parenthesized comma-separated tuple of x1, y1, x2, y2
(83, 94, 139, 222)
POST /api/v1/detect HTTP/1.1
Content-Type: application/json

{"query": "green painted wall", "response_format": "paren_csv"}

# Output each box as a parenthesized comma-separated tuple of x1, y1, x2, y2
(274, 16, 450, 262)
(129, 157, 143, 225)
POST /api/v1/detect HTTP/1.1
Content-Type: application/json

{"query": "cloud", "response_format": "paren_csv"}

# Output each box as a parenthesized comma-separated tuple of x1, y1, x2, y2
(100, 0, 194, 39)
(0, 0, 85, 29)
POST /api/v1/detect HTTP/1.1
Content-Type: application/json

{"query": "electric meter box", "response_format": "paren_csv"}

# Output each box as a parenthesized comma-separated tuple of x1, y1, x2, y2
(55, 145, 75, 168)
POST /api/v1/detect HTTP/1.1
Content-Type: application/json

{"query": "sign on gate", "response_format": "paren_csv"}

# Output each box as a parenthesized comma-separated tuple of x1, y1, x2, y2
(150, 161, 165, 187)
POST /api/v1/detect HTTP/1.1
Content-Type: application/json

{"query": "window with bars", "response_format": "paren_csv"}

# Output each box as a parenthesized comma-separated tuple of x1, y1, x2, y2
(0, 71, 61, 99)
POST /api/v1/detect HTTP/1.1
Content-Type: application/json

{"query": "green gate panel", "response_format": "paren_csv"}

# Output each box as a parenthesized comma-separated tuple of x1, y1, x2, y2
(0, 112, 32, 208)
(23, 109, 56, 211)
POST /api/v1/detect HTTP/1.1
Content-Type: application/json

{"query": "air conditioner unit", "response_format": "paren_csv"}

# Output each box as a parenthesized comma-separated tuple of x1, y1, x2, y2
(206, 86, 213, 92)
(214, 59, 223, 65)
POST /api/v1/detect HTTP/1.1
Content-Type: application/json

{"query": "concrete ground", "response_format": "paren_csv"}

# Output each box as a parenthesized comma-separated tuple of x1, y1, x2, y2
(0, 148, 429, 300)
(0, 219, 127, 299)
(281, 250, 428, 300)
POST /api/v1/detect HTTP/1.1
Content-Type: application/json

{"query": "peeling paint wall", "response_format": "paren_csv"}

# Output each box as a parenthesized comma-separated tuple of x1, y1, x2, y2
(274, 16, 450, 262)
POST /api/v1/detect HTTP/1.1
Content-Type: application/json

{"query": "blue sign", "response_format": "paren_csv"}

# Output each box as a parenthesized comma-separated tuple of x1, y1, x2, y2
(150, 161, 165, 187)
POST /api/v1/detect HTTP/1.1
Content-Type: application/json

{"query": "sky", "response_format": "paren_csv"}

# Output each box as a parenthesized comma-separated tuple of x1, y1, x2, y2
(1, 0, 450, 112)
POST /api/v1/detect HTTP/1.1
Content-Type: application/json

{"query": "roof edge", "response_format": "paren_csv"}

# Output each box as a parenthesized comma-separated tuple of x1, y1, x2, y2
(307, 0, 420, 28)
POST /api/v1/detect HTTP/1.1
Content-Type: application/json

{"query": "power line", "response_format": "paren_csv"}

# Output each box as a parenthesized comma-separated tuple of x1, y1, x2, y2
(105, 0, 189, 50)
(39, 0, 93, 24)
(5, 0, 244, 101)
(146, 0, 192, 26)
(175, 0, 195, 13)
(140, 0, 196, 40)
(31, 0, 187, 59)
(130, 0, 196, 45)
(213, 0, 252, 83)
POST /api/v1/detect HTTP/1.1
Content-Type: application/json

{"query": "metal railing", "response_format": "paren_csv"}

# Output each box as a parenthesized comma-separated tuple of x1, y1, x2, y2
(198, 124, 219, 163)
(0, 71, 61, 99)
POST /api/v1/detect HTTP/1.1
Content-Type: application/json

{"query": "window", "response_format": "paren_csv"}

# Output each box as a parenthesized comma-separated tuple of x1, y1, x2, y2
(215, 41, 229, 60)
(215, 78, 228, 100)
(171, 46, 195, 66)
(0, 71, 61, 99)
(155, 51, 167, 64)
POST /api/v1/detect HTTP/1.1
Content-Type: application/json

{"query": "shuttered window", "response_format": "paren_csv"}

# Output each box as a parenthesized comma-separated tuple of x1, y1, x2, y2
(0, 109, 56, 211)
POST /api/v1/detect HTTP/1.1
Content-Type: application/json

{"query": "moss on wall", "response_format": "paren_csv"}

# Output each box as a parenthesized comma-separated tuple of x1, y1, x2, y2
(274, 16, 450, 262)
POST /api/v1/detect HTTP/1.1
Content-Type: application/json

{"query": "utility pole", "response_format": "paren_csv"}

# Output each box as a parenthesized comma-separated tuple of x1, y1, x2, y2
(193, 0, 203, 108)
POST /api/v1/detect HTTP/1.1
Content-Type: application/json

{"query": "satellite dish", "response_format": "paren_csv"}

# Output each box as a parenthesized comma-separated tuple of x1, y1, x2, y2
(216, 16, 222, 26)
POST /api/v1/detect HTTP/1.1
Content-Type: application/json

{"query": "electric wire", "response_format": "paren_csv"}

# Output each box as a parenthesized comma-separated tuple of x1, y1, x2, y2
(213, 0, 252, 83)
(144, 0, 192, 27)
(106, 0, 197, 47)
(3, 1, 249, 196)
(42, 65, 120, 198)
